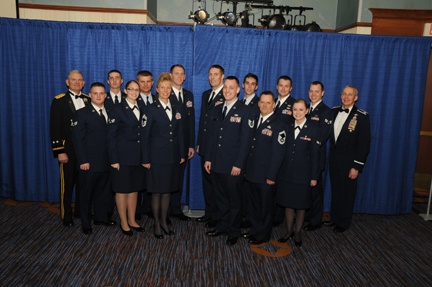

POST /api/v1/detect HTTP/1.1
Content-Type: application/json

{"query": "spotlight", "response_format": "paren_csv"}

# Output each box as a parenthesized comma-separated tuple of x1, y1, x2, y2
(304, 21, 322, 32)
(189, 8, 210, 24)
(259, 14, 285, 29)
(217, 11, 237, 26)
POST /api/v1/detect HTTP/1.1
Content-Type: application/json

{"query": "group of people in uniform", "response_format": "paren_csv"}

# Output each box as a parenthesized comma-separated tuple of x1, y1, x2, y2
(50, 64, 371, 247)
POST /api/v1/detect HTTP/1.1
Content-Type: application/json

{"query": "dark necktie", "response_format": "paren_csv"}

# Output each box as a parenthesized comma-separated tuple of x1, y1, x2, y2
(257, 117, 263, 129)
(115, 95, 119, 104)
(310, 106, 314, 113)
(99, 109, 106, 123)
(208, 91, 215, 103)
(339, 107, 349, 113)
(222, 106, 227, 119)
(178, 91, 183, 104)
(275, 100, 280, 111)
(242, 98, 246, 103)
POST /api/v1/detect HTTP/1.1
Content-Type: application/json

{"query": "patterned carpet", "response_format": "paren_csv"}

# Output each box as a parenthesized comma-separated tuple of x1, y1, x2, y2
(1, 198, 432, 287)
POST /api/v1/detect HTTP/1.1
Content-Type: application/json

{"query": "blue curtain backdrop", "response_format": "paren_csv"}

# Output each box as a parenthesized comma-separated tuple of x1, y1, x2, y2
(1, 18, 431, 214)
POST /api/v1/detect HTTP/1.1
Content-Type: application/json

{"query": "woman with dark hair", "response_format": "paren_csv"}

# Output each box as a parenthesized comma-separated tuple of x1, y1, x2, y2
(142, 72, 185, 239)
(108, 80, 146, 236)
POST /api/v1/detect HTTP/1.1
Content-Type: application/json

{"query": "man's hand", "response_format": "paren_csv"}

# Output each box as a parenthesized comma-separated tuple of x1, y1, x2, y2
(58, 153, 68, 164)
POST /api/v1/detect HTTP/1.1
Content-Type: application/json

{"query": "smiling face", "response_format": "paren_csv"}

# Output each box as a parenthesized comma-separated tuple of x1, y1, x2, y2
(156, 80, 172, 102)
(309, 84, 324, 105)
(258, 93, 275, 116)
(223, 79, 240, 104)
(124, 81, 140, 103)
(341, 86, 358, 109)
(292, 101, 308, 123)
(137, 75, 154, 94)
(243, 76, 258, 97)
(208, 67, 224, 89)
(276, 78, 292, 98)
(66, 71, 85, 94)
(170, 66, 186, 89)
(89, 86, 107, 108)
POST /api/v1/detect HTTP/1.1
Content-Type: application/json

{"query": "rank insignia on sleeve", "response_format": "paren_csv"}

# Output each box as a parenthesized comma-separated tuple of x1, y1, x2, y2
(141, 115, 147, 127)
(278, 131, 286, 145)
(248, 119, 254, 128)
(175, 112, 182, 120)
(186, 101, 193, 108)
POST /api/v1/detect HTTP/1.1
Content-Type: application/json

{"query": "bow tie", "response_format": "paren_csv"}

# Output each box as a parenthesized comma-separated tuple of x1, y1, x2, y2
(295, 126, 301, 130)
(339, 107, 349, 113)
(132, 105, 138, 110)
(74, 94, 84, 99)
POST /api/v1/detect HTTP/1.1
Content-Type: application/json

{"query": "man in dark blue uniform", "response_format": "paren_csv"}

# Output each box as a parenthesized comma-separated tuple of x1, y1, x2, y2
(304, 81, 333, 232)
(204, 76, 254, 245)
(327, 85, 371, 233)
(243, 91, 286, 245)
(273, 75, 296, 225)
(135, 70, 157, 219)
(240, 72, 260, 229)
(105, 69, 126, 109)
(50, 70, 89, 227)
(169, 64, 195, 221)
(196, 64, 225, 228)
(72, 82, 115, 234)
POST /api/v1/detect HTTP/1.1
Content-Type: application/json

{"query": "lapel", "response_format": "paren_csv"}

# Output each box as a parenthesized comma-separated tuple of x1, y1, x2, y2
(90, 105, 106, 125)
(340, 106, 356, 136)
(67, 92, 76, 113)
(122, 100, 139, 123)
(222, 100, 240, 123)
(156, 99, 172, 122)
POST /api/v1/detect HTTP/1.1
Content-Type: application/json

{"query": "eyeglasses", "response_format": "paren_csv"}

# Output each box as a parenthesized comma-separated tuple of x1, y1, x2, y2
(126, 88, 139, 92)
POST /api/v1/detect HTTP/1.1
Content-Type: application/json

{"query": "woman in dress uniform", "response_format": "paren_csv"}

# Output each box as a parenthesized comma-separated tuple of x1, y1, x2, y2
(142, 72, 185, 239)
(108, 80, 146, 236)
(275, 99, 321, 247)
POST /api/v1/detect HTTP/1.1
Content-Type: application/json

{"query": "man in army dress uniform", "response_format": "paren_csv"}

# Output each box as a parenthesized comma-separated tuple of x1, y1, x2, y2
(50, 70, 88, 226)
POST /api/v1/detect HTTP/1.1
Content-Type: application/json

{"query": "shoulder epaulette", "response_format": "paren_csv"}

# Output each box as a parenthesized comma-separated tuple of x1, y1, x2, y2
(357, 108, 368, 115)
(81, 93, 90, 98)
(54, 93, 66, 99)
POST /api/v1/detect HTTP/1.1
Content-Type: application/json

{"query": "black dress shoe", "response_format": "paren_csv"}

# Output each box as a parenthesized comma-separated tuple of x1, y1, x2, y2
(197, 215, 211, 222)
(82, 228, 92, 235)
(304, 224, 322, 231)
(226, 236, 238, 245)
(161, 226, 175, 235)
(241, 232, 251, 239)
(323, 221, 336, 227)
(94, 220, 116, 226)
(128, 224, 145, 232)
(63, 221, 74, 227)
(333, 226, 346, 233)
(205, 220, 217, 228)
(120, 226, 133, 236)
(294, 240, 302, 247)
(277, 232, 295, 243)
(153, 225, 163, 239)
(249, 238, 267, 245)
(273, 220, 283, 227)
(174, 214, 191, 221)
(206, 230, 223, 237)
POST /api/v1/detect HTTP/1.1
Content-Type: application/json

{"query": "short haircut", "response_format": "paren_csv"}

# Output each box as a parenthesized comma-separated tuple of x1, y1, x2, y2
(68, 70, 84, 79)
(344, 85, 358, 96)
(311, 80, 324, 91)
(107, 69, 123, 80)
(170, 64, 185, 73)
(225, 75, 239, 85)
(277, 75, 292, 85)
(260, 91, 276, 102)
(136, 70, 153, 80)
(243, 73, 258, 85)
(209, 64, 225, 75)
(90, 82, 106, 91)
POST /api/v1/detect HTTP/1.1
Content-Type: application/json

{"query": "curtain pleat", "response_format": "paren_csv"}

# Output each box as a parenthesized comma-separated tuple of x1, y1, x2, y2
(1, 18, 431, 214)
